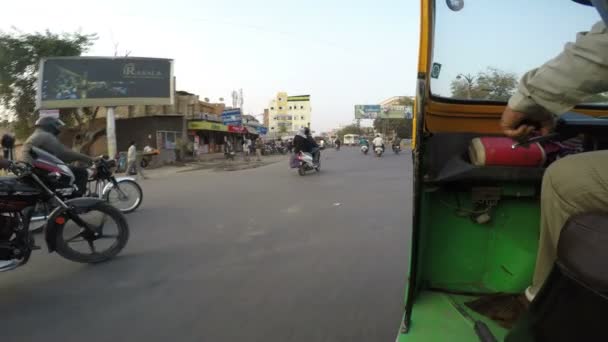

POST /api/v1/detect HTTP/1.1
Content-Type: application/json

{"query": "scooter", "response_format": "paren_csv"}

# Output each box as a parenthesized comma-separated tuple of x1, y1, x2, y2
(374, 145, 384, 157)
(361, 145, 369, 155)
(393, 144, 401, 154)
(296, 152, 320, 176)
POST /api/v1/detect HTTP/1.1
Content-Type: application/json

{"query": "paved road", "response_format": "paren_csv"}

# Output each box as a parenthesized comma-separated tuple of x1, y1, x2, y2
(1, 147, 412, 342)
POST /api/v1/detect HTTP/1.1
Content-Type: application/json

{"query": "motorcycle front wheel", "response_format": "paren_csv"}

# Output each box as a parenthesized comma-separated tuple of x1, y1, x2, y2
(55, 202, 129, 263)
(298, 165, 306, 176)
(105, 179, 143, 213)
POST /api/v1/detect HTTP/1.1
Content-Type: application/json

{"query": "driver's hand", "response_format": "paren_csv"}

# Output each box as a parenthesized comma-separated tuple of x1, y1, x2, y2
(500, 107, 555, 140)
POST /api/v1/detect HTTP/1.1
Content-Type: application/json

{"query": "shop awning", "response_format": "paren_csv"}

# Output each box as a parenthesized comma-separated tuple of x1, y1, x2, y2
(188, 121, 228, 132)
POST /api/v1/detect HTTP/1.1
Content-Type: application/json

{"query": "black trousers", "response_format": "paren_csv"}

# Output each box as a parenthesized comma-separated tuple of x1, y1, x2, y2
(69, 166, 89, 196)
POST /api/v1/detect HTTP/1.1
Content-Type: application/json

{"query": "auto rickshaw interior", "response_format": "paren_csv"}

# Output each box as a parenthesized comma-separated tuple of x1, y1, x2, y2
(400, 1, 608, 341)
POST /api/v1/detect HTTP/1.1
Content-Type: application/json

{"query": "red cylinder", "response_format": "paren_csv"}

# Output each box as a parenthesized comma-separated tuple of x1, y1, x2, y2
(469, 137, 546, 167)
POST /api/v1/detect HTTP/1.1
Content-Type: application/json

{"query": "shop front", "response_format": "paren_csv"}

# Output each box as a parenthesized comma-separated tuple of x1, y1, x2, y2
(188, 120, 229, 155)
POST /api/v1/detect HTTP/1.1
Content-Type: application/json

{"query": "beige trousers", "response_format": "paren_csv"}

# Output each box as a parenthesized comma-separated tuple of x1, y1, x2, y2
(531, 150, 608, 295)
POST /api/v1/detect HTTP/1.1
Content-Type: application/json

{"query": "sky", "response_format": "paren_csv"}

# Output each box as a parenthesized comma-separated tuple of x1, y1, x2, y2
(0, 0, 420, 132)
(431, 0, 600, 97)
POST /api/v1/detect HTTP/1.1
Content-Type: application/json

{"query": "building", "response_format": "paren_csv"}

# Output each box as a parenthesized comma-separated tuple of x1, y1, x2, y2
(267, 92, 311, 136)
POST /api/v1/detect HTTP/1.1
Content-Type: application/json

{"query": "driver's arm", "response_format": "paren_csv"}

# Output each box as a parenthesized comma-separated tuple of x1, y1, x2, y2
(509, 21, 608, 117)
(46, 138, 93, 164)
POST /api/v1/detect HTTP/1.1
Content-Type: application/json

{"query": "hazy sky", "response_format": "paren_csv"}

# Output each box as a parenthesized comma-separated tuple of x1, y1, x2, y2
(1, 0, 419, 131)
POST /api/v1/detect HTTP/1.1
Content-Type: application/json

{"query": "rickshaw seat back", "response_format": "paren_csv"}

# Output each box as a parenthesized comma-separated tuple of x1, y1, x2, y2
(557, 212, 608, 292)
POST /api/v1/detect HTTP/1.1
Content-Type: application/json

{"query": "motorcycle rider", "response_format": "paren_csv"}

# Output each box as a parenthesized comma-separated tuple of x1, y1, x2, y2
(334, 137, 341, 150)
(372, 134, 385, 152)
(500, 0, 608, 302)
(359, 136, 370, 147)
(22, 116, 92, 196)
(391, 135, 401, 150)
(293, 127, 319, 164)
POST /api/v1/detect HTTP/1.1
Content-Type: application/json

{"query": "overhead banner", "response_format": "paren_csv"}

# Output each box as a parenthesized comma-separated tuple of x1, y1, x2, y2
(188, 121, 228, 132)
(354, 105, 381, 119)
(222, 108, 242, 126)
(37, 57, 174, 109)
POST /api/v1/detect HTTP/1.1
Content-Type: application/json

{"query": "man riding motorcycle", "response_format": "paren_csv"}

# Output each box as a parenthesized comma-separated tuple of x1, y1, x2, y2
(372, 134, 384, 152)
(500, 0, 608, 302)
(22, 116, 92, 196)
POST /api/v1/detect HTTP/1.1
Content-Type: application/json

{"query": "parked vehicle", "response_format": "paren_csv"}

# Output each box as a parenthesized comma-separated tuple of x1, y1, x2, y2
(295, 152, 320, 176)
(361, 145, 369, 155)
(0, 149, 129, 272)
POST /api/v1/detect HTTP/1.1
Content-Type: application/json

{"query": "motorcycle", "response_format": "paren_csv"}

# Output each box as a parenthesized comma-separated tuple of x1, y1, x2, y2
(295, 151, 320, 176)
(374, 145, 384, 157)
(0, 147, 129, 272)
(30, 156, 142, 228)
(361, 145, 369, 155)
(392, 144, 401, 154)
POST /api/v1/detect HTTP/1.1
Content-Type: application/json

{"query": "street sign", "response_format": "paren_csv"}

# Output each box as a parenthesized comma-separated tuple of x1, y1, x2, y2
(354, 105, 381, 119)
(222, 108, 242, 126)
(37, 57, 174, 109)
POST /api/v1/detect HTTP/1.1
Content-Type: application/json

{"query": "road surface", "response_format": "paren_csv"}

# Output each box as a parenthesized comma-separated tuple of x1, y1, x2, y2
(0, 147, 412, 342)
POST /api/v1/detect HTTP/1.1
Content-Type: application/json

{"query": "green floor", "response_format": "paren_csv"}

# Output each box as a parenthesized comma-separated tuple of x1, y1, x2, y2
(397, 291, 508, 342)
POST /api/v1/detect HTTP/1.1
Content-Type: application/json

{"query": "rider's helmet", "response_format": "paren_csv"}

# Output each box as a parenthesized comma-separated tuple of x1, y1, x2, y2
(573, 0, 608, 25)
(35, 116, 65, 136)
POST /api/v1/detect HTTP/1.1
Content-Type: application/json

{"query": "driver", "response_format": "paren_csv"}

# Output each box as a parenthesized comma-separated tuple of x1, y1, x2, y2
(500, 0, 608, 302)
(372, 134, 384, 150)
(22, 116, 92, 196)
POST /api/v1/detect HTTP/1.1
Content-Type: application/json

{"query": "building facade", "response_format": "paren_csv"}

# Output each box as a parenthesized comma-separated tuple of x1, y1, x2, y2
(267, 92, 311, 136)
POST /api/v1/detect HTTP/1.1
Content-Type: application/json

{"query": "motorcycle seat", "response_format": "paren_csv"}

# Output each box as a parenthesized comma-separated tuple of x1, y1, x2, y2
(557, 212, 608, 292)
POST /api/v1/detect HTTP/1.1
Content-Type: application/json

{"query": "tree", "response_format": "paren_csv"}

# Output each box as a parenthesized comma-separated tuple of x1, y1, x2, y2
(278, 125, 288, 134)
(450, 67, 518, 101)
(373, 118, 413, 138)
(0, 30, 96, 140)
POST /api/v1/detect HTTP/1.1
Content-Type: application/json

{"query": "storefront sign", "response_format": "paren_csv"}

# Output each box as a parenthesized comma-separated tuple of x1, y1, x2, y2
(228, 125, 247, 133)
(222, 108, 242, 126)
(187, 120, 228, 132)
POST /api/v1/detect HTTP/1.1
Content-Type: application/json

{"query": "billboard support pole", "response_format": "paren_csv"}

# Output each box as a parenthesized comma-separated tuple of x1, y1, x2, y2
(106, 106, 117, 158)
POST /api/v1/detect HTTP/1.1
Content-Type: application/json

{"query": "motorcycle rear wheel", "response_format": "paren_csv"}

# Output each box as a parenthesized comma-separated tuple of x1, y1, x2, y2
(55, 202, 129, 263)
(298, 165, 306, 176)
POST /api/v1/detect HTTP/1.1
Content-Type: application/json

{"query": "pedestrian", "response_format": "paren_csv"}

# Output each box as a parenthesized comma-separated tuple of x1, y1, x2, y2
(1, 133, 14, 160)
(127, 140, 146, 179)
(255, 137, 263, 161)
(242, 137, 251, 162)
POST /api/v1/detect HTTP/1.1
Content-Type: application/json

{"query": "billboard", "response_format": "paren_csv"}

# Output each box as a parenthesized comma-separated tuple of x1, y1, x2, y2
(37, 57, 174, 108)
(222, 108, 242, 126)
(354, 105, 381, 119)
(378, 105, 414, 119)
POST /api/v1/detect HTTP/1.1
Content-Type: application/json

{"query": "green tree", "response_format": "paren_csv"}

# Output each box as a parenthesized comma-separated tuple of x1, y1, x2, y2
(450, 67, 518, 101)
(373, 118, 413, 138)
(0, 30, 96, 140)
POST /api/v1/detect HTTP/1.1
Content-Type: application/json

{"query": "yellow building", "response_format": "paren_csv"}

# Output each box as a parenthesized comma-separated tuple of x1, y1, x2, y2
(267, 92, 311, 136)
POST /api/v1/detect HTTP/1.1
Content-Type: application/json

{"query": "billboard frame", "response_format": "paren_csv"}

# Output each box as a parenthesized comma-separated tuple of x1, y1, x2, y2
(36, 56, 175, 109)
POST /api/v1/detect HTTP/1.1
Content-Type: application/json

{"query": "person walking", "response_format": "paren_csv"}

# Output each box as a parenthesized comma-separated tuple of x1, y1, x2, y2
(1, 133, 14, 160)
(254, 137, 263, 161)
(127, 141, 146, 179)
